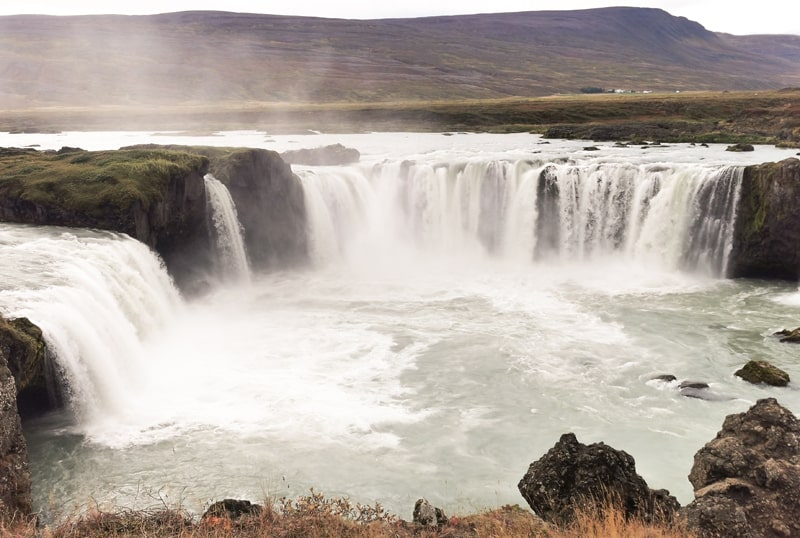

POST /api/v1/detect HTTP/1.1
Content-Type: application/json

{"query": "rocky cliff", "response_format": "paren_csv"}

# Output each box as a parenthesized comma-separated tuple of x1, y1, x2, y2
(0, 147, 211, 287)
(0, 316, 34, 517)
(729, 158, 800, 280)
(203, 147, 308, 269)
(0, 145, 310, 286)
(122, 144, 309, 270)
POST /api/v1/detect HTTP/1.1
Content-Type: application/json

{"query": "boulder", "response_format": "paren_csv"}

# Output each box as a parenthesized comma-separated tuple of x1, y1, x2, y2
(774, 327, 800, 343)
(202, 499, 262, 520)
(281, 143, 360, 166)
(726, 143, 755, 152)
(517, 433, 679, 525)
(0, 328, 32, 517)
(682, 398, 800, 537)
(734, 360, 790, 387)
(412, 498, 447, 527)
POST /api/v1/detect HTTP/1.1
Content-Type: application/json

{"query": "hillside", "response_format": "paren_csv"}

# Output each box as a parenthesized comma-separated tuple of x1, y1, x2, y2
(1, 7, 799, 109)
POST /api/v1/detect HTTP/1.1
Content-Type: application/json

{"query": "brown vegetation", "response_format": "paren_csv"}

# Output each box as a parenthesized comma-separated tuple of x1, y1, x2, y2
(0, 490, 697, 538)
(2, 90, 800, 147)
(1, 9, 799, 108)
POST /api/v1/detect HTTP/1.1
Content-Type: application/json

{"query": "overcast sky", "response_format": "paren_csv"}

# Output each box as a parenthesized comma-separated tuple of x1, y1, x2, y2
(0, 0, 797, 35)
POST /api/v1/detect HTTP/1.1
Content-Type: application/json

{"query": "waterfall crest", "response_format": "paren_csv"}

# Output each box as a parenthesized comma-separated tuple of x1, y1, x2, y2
(0, 226, 182, 427)
(204, 174, 251, 282)
(298, 160, 744, 276)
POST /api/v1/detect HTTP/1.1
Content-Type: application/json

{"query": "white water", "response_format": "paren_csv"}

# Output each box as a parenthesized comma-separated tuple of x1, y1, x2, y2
(0, 226, 182, 428)
(204, 173, 251, 282)
(1, 132, 799, 521)
(299, 160, 743, 277)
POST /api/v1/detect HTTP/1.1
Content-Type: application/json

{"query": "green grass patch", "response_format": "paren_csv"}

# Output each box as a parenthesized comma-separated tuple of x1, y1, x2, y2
(0, 149, 207, 216)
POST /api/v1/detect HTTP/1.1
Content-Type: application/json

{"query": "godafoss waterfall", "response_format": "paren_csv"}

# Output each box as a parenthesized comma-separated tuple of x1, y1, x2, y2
(1, 132, 799, 521)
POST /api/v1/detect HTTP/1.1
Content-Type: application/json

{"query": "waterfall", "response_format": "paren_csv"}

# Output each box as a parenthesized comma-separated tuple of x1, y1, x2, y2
(0, 225, 183, 428)
(298, 160, 744, 276)
(204, 174, 251, 282)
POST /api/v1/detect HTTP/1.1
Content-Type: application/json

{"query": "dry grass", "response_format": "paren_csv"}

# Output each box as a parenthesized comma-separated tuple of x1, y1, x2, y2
(0, 491, 698, 538)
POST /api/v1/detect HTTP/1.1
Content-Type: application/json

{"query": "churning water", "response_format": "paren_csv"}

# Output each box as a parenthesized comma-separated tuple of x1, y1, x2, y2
(2, 132, 799, 520)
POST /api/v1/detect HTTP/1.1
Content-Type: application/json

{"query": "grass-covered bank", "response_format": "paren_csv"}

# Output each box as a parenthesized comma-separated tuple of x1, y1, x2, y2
(2, 89, 799, 146)
(1, 491, 695, 537)
(0, 148, 206, 217)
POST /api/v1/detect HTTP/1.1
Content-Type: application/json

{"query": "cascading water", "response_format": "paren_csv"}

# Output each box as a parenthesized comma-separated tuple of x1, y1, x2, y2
(298, 160, 743, 276)
(204, 173, 251, 282)
(0, 225, 182, 431)
(5, 132, 798, 523)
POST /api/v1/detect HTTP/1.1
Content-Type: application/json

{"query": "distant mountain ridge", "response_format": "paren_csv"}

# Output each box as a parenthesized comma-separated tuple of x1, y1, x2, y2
(0, 7, 798, 107)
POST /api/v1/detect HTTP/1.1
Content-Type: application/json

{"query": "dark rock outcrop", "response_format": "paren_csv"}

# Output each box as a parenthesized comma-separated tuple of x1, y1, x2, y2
(774, 327, 800, 343)
(517, 432, 679, 525)
(125, 145, 309, 270)
(735, 360, 790, 387)
(412, 498, 447, 528)
(0, 318, 33, 518)
(682, 398, 800, 538)
(202, 499, 262, 521)
(207, 148, 308, 269)
(0, 317, 57, 416)
(728, 158, 800, 280)
(726, 143, 755, 152)
(281, 144, 360, 166)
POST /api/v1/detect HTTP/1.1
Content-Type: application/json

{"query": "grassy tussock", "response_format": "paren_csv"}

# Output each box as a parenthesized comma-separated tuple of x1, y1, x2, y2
(0, 491, 696, 538)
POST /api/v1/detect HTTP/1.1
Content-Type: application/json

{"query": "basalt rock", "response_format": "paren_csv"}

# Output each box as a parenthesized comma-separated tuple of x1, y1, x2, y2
(0, 316, 57, 416)
(0, 318, 33, 517)
(726, 143, 755, 152)
(281, 143, 360, 166)
(412, 498, 447, 528)
(127, 145, 308, 270)
(517, 432, 679, 525)
(734, 360, 790, 387)
(729, 158, 800, 280)
(775, 327, 800, 343)
(682, 398, 800, 537)
(207, 148, 308, 269)
(202, 499, 262, 520)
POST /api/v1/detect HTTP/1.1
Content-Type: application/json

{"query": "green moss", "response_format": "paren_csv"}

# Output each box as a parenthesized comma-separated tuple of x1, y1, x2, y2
(734, 359, 790, 387)
(0, 316, 47, 394)
(0, 149, 207, 215)
(740, 165, 776, 239)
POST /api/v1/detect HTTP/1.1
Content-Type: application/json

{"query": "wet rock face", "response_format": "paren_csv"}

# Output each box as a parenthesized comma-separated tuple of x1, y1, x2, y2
(208, 148, 308, 269)
(0, 341, 32, 517)
(729, 158, 800, 280)
(682, 398, 800, 538)
(0, 316, 59, 416)
(281, 144, 360, 166)
(517, 432, 679, 525)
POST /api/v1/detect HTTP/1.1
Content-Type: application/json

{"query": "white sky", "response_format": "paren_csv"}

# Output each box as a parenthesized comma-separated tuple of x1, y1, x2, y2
(0, 1, 797, 35)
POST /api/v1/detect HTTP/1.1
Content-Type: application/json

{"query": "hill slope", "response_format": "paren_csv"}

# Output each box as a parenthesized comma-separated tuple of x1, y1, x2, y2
(0, 7, 799, 108)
